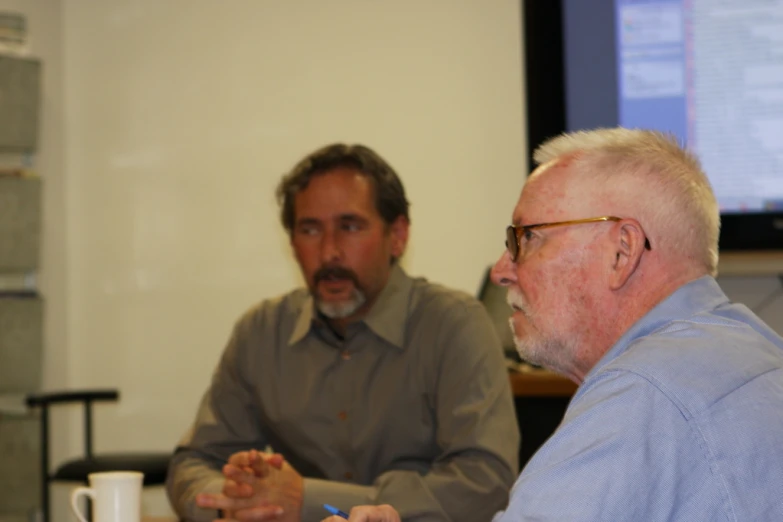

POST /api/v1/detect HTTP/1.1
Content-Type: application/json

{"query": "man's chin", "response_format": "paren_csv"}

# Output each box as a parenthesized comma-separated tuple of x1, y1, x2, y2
(514, 335, 573, 374)
(513, 340, 538, 364)
(511, 327, 547, 366)
(316, 297, 365, 320)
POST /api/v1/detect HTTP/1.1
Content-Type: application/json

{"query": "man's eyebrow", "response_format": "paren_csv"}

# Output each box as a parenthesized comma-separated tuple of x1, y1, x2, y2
(338, 213, 367, 221)
(295, 217, 321, 226)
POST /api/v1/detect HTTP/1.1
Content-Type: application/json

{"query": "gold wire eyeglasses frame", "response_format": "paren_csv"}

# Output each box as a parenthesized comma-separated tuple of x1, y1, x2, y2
(505, 216, 652, 262)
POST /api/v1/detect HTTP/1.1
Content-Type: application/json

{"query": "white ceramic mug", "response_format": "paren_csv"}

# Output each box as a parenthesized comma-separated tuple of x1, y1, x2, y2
(70, 471, 143, 522)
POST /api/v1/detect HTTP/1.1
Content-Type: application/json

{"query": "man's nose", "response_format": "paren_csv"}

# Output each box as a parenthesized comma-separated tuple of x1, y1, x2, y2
(320, 230, 342, 263)
(491, 250, 517, 287)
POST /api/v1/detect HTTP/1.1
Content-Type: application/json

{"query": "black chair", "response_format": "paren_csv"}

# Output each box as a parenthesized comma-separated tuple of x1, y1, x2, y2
(25, 389, 171, 522)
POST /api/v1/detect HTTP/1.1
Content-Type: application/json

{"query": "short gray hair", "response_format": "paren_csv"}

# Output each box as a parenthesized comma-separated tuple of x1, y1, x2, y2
(534, 128, 720, 275)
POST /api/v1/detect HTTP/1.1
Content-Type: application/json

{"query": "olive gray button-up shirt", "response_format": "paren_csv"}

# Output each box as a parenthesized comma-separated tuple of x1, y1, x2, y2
(167, 265, 520, 522)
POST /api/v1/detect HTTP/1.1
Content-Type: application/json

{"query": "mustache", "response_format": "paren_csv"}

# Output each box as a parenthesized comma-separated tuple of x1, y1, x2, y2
(506, 289, 530, 315)
(314, 265, 361, 286)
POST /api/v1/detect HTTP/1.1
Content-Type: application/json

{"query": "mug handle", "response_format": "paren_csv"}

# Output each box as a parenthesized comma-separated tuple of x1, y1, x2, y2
(70, 486, 95, 522)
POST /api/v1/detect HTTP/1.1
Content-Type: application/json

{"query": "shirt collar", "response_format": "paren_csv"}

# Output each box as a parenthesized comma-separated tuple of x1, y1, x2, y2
(362, 263, 413, 349)
(287, 264, 414, 349)
(289, 295, 316, 346)
(585, 276, 729, 380)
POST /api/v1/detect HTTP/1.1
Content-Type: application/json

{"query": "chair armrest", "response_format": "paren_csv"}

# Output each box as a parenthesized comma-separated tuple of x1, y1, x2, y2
(26, 389, 119, 407)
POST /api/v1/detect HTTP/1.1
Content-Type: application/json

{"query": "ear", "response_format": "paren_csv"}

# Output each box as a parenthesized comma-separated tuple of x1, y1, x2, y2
(389, 215, 410, 259)
(609, 220, 647, 290)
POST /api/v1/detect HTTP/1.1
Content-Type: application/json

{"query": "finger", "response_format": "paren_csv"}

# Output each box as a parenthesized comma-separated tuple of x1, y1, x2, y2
(248, 448, 260, 463)
(223, 463, 253, 479)
(347, 505, 401, 522)
(262, 453, 285, 469)
(224, 463, 257, 482)
(228, 451, 252, 469)
(224, 464, 260, 489)
(250, 451, 286, 476)
(247, 455, 273, 477)
(225, 459, 254, 477)
(376, 504, 401, 522)
(228, 448, 264, 473)
(225, 450, 270, 478)
(195, 493, 261, 511)
(246, 448, 262, 474)
(222, 478, 254, 499)
(234, 505, 285, 521)
(197, 492, 226, 509)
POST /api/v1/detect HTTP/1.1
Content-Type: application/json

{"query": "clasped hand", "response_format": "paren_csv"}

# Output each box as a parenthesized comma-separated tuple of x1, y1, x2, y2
(196, 449, 304, 522)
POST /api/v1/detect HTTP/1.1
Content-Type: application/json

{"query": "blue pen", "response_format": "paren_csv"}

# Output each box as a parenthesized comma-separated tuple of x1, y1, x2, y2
(323, 504, 349, 519)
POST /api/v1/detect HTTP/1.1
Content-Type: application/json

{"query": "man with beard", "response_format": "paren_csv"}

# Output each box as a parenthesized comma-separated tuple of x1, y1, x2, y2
(166, 144, 520, 522)
(321, 128, 783, 522)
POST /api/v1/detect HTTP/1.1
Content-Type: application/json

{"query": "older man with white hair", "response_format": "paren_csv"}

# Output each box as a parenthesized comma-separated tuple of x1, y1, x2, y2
(324, 128, 783, 521)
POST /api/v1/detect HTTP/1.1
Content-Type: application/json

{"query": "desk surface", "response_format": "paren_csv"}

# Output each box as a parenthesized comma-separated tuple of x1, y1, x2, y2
(509, 366, 578, 397)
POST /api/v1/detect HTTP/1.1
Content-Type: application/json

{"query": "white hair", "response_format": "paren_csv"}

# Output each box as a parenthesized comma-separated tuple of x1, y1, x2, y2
(533, 128, 720, 276)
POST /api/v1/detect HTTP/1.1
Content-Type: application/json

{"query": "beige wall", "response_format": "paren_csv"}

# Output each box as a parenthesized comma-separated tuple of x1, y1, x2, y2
(2, 0, 526, 518)
(60, 0, 525, 446)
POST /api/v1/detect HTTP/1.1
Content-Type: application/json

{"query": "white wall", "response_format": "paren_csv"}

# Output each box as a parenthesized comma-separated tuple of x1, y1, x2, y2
(60, 0, 524, 438)
(56, 0, 527, 518)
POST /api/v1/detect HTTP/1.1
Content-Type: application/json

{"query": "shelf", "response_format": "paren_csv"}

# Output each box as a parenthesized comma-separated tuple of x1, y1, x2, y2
(508, 367, 578, 397)
(718, 251, 783, 277)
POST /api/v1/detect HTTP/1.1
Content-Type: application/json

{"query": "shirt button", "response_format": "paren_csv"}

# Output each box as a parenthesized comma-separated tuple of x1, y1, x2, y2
(341, 350, 351, 360)
(337, 411, 348, 420)
(344, 472, 353, 480)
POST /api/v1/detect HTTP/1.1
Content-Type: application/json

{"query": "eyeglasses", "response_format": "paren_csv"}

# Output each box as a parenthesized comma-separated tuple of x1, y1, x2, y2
(505, 216, 652, 262)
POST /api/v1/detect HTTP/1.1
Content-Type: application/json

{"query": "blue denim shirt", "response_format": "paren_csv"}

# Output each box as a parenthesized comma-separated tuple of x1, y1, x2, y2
(495, 276, 783, 521)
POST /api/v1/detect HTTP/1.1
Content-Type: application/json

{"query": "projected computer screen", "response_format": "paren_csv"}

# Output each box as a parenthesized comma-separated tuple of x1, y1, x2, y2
(564, 0, 783, 215)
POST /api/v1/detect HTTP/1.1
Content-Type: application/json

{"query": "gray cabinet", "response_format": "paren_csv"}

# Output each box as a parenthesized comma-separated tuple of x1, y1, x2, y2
(0, 54, 41, 152)
(0, 52, 43, 522)
(0, 177, 41, 272)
